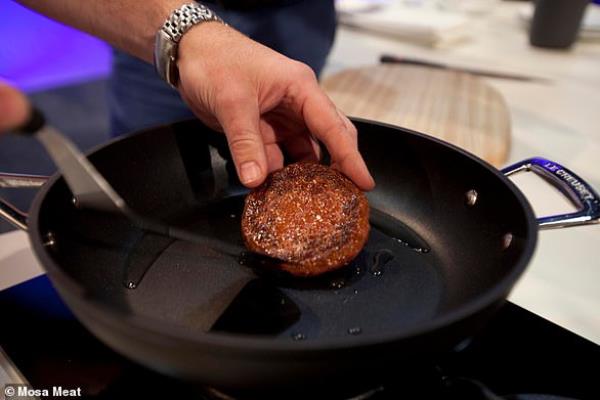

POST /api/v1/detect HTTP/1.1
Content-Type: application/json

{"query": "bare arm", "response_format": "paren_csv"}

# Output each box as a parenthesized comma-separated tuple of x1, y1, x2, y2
(16, 0, 187, 63)
(14, 0, 375, 190)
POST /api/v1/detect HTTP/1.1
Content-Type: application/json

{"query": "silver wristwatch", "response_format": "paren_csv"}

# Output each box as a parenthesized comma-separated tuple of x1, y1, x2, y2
(154, 2, 223, 88)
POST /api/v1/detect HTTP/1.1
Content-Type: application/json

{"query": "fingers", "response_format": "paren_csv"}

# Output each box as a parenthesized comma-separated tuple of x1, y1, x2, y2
(0, 80, 29, 133)
(265, 142, 284, 172)
(215, 92, 268, 188)
(298, 80, 375, 191)
(282, 133, 320, 162)
(261, 114, 320, 163)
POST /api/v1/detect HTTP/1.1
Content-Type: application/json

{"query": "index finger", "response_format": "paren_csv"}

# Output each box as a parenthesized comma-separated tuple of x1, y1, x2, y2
(298, 81, 375, 190)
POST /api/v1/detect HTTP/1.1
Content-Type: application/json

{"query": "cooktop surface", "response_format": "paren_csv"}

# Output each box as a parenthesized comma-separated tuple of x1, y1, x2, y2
(0, 276, 598, 400)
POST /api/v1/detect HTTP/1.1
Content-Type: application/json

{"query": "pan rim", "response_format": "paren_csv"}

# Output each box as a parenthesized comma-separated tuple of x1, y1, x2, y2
(27, 117, 538, 355)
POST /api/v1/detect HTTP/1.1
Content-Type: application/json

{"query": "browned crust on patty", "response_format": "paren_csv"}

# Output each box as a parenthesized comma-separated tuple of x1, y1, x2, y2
(241, 162, 370, 277)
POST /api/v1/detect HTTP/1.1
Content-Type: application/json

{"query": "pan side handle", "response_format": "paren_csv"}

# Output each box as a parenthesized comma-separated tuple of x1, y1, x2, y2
(0, 173, 48, 231)
(502, 158, 600, 230)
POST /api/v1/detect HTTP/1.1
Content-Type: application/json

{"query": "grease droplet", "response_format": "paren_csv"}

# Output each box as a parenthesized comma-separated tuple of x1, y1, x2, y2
(397, 238, 430, 254)
(291, 332, 306, 341)
(353, 289, 359, 295)
(126, 282, 137, 290)
(370, 249, 394, 276)
(347, 327, 362, 335)
(414, 247, 431, 254)
(43, 232, 56, 247)
(330, 278, 345, 290)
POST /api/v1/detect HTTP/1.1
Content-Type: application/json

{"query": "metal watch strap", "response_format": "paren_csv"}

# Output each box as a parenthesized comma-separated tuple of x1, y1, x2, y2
(154, 2, 223, 88)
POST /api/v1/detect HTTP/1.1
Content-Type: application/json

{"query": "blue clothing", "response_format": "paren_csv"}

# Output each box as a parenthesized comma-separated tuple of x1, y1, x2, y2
(108, 0, 336, 137)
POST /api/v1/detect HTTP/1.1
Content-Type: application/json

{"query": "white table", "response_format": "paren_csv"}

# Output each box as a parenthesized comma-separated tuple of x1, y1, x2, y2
(323, 2, 600, 343)
(1, 2, 599, 344)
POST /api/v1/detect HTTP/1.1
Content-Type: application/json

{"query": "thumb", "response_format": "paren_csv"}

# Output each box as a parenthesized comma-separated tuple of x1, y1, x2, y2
(216, 95, 268, 188)
(0, 80, 29, 133)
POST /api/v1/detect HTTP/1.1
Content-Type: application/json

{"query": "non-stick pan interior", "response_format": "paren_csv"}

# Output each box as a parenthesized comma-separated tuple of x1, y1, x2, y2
(34, 119, 534, 342)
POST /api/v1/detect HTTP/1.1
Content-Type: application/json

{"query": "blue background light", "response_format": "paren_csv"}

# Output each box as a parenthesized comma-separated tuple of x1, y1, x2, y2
(0, 1, 111, 92)
(2, 0, 599, 91)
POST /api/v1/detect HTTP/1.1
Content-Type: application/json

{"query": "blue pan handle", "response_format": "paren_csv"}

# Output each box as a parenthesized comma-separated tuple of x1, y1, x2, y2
(502, 158, 600, 229)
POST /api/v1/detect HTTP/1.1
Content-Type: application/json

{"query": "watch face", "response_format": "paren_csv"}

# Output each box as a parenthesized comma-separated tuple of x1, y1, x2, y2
(154, 30, 177, 87)
(167, 56, 180, 88)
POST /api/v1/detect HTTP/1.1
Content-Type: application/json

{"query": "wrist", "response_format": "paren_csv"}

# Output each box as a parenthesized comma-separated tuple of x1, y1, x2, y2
(153, 2, 225, 87)
(177, 22, 232, 66)
(136, 0, 189, 63)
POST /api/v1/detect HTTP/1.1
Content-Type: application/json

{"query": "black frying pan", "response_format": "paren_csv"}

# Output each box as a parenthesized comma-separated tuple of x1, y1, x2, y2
(1, 118, 598, 398)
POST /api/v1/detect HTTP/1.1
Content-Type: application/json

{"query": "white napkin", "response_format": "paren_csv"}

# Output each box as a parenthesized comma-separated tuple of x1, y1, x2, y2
(337, 1, 470, 47)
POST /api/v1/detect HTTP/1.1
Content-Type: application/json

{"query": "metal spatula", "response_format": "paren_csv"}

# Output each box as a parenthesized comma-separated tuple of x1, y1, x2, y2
(13, 107, 242, 256)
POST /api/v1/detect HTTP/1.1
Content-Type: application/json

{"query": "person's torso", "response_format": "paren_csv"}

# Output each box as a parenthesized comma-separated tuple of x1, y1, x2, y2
(203, 0, 306, 11)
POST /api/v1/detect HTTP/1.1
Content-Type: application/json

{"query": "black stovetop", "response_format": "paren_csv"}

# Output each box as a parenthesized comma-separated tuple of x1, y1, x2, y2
(0, 276, 598, 399)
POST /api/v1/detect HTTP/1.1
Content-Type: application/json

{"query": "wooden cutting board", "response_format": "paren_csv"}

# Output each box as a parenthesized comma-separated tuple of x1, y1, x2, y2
(322, 65, 511, 167)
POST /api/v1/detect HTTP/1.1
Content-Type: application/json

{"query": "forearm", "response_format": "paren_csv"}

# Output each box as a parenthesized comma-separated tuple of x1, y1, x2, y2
(16, 0, 187, 63)
(14, 0, 374, 190)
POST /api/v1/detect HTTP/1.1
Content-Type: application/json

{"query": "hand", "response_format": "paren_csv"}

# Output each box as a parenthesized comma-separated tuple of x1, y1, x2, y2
(176, 23, 375, 190)
(0, 80, 29, 133)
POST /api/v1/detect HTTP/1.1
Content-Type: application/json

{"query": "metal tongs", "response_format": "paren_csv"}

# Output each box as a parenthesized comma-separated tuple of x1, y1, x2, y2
(13, 107, 240, 255)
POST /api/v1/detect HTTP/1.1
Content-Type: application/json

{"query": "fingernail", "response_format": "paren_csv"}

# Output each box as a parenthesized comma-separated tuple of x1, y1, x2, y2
(240, 161, 261, 184)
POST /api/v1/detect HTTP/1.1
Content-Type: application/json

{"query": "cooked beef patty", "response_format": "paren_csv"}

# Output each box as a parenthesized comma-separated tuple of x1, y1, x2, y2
(242, 162, 370, 277)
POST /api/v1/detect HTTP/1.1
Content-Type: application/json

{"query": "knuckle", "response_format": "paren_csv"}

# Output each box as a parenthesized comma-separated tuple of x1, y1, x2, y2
(293, 62, 317, 82)
(227, 131, 260, 152)
(215, 87, 250, 109)
(347, 121, 358, 137)
(327, 119, 348, 136)
(336, 149, 355, 166)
